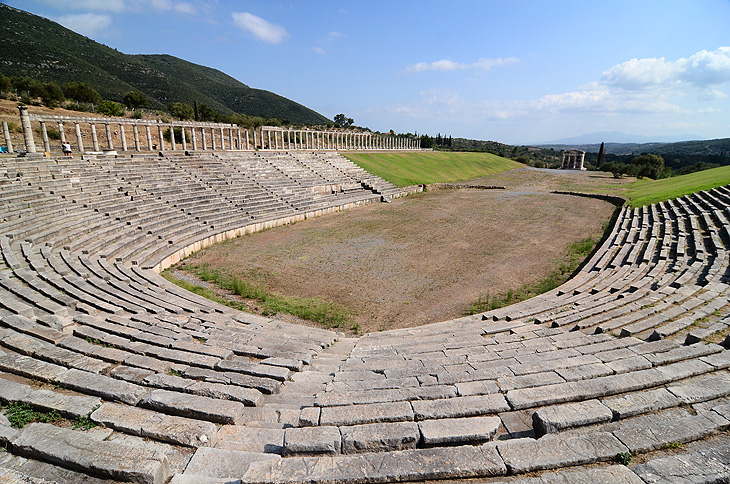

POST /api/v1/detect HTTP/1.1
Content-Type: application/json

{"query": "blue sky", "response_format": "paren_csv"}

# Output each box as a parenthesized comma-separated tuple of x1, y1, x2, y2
(7, 0, 730, 144)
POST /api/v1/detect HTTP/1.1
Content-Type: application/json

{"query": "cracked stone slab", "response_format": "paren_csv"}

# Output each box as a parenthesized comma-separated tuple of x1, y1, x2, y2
(340, 421, 419, 454)
(419, 415, 500, 446)
(0, 353, 69, 382)
(532, 399, 613, 436)
(184, 447, 278, 479)
(91, 402, 218, 448)
(612, 408, 730, 453)
(11, 422, 173, 484)
(243, 443, 506, 483)
(140, 389, 245, 425)
(602, 387, 679, 420)
(496, 432, 628, 474)
(538, 464, 646, 483)
(666, 371, 730, 404)
(632, 443, 730, 483)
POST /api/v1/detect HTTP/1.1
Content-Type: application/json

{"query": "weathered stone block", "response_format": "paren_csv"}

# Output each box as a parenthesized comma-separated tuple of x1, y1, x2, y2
(319, 401, 413, 426)
(411, 394, 509, 420)
(532, 399, 613, 436)
(340, 421, 419, 454)
(419, 415, 500, 446)
(283, 426, 341, 456)
(496, 432, 628, 474)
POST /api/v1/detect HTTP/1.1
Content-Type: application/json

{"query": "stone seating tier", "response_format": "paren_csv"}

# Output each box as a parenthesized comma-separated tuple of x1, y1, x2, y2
(2, 152, 730, 482)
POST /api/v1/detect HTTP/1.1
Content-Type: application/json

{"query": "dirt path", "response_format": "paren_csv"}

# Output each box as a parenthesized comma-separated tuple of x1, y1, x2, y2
(176, 169, 633, 333)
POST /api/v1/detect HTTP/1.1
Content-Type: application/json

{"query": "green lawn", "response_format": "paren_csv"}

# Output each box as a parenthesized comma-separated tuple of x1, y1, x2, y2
(343, 151, 522, 186)
(624, 165, 730, 207)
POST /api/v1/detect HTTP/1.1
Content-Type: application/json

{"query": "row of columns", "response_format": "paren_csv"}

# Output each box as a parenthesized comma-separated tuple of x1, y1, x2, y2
(258, 128, 420, 151)
(23, 107, 243, 154)
(15, 107, 421, 154)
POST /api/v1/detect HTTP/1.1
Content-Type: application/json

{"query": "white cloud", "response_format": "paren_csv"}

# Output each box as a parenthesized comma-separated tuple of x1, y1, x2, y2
(405, 57, 518, 73)
(54, 13, 112, 37)
(173, 2, 196, 14)
(603, 46, 730, 91)
(231, 12, 288, 44)
(313, 46, 325, 55)
(40, 0, 125, 13)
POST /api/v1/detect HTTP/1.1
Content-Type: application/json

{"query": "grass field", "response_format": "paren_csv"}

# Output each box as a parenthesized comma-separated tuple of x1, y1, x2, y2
(624, 165, 730, 207)
(343, 151, 523, 186)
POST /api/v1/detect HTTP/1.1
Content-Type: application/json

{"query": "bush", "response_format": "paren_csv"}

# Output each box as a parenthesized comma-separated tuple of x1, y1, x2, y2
(46, 127, 61, 140)
(97, 100, 124, 117)
(163, 127, 190, 144)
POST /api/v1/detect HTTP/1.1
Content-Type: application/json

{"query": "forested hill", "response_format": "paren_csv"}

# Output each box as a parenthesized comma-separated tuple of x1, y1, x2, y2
(536, 138, 730, 157)
(0, 4, 330, 124)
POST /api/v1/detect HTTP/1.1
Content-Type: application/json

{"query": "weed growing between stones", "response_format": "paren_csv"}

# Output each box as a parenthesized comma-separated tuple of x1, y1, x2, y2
(4, 402, 62, 428)
(72, 404, 100, 431)
(616, 452, 633, 465)
(468, 235, 598, 314)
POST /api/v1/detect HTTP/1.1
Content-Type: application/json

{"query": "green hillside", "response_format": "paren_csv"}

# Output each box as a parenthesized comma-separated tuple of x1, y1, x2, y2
(624, 165, 730, 207)
(0, 4, 329, 124)
(343, 151, 523, 186)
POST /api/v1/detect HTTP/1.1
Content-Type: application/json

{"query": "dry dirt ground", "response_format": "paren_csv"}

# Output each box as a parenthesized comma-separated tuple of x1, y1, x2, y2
(175, 168, 634, 334)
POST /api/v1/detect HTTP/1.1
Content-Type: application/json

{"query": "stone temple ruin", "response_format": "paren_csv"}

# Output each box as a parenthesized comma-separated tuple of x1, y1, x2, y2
(0, 109, 730, 483)
(561, 149, 586, 170)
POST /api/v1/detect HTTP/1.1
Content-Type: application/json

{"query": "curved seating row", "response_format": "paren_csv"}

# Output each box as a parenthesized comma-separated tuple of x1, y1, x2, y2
(0, 152, 729, 483)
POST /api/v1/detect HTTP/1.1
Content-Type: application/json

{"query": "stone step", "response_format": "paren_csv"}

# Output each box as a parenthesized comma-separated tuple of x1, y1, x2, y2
(10, 422, 174, 484)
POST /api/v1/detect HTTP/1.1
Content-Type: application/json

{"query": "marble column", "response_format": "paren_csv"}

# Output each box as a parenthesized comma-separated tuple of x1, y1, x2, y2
(220, 127, 226, 150)
(40, 122, 50, 153)
(211, 128, 216, 150)
(75, 123, 84, 152)
(145, 125, 152, 150)
(157, 125, 164, 151)
(192, 127, 198, 151)
(104, 123, 113, 150)
(237, 128, 241, 150)
(18, 106, 36, 153)
(252, 129, 257, 150)
(120, 125, 128, 151)
(170, 125, 176, 151)
(245, 129, 250, 150)
(133, 125, 140, 151)
(91, 124, 100, 151)
(2, 121, 13, 153)
(201, 128, 208, 150)
(57, 122, 66, 144)
(229, 128, 234, 150)
(181, 127, 187, 151)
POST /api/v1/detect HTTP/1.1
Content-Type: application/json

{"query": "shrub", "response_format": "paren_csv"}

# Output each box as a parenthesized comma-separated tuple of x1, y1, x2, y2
(97, 100, 124, 117)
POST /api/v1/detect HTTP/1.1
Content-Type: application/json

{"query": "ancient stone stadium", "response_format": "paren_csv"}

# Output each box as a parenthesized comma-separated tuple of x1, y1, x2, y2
(1, 116, 730, 483)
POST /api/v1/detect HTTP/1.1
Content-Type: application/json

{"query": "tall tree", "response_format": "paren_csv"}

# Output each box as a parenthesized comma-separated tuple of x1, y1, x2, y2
(334, 113, 354, 128)
(597, 142, 606, 168)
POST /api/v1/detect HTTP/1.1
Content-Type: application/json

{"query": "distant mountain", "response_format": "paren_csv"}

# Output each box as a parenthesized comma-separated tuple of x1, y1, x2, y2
(532, 138, 730, 157)
(0, 4, 330, 124)
(535, 131, 704, 145)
